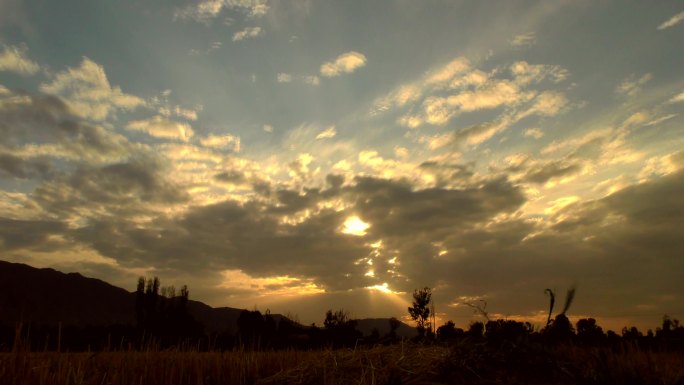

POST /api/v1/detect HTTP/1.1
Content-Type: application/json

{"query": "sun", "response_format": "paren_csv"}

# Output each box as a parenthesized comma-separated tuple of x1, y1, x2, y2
(367, 282, 393, 294)
(341, 216, 370, 236)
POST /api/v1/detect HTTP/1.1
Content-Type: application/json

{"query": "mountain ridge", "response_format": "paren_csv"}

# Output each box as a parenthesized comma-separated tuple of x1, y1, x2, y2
(0, 260, 415, 337)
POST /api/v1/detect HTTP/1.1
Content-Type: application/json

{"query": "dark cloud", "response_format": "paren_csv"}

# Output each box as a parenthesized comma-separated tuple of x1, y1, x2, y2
(31, 157, 188, 220)
(497, 155, 584, 185)
(214, 170, 246, 184)
(414, 169, 684, 324)
(0, 217, 66, 251)
(418, 161, 475, 186)
(0, 152, 54, 179)
(0, 91, 130, 160)
(522, 160, 582, 184)
(65, 173, 526, 296)
(349, 175, 525, 238)
(4, 149, 682, 331)
(68, 159, 188, 204)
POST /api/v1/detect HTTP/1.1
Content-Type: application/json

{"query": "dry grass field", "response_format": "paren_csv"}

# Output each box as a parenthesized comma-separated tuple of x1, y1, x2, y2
(2, 342, 684, 385)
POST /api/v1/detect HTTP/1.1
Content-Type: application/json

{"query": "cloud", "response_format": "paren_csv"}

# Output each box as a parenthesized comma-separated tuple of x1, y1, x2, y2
(444, 80, 533, 112)
(460, 118, 513, 146)
(414, 80, 531, 127)
(541, 127, 613, 155)
(126, 116, 195, 142)
(40, 58, 145, 121)
(247, 3, 269, 17)
(385, 57, 569, 141)
(199, 133, 241, 152)
(320, 51, 367, 77)
(669, 91, 684, 103)
(615, 73, 652, 97)
(0, 152, 53, 179)
(372, 84, 423, 116)
(158, 105, 200, 121)
(315, 126, 337, 139)
(276, 73, 292, 83)
(425, 57, 470, 86)
(517, 91, 568, 118)
(524, 128, 544, 139)
(263, 124, 274, 133)
(31, 157, 189, 224)
(0, 90, 131, 163)
(303, 75, 320, 86)
(175, 0, 269, 23)
(644, 114, 677, 127)
(0, 44, 40, 75)
(151, 90, 202, 121)
(232, 26, 263, 41)
(60, 171, 525, 294)
(510, 32, 536, 47)
(422, 132, 456, 151)
(435, 89, 565, 148)
(510, 61, 569, 84)
(522, 159, 584, 185)
(638, 151, 684, 181)
(0, 218, 67, 251)
(657, 10, 684, 30)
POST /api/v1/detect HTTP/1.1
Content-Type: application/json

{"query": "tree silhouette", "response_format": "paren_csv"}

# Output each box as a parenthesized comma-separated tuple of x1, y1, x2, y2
(134, 276, 202, 345)
(408, 287, 432, 337)
(462, 300, 490, 322)
(323, 309, 359, 347)
(436, 320, 462, 341)
(576, 318, 604, 345)
(237, 310, 265, 347)
(485, 319, 533, 345)
(324, 309, 352, 329)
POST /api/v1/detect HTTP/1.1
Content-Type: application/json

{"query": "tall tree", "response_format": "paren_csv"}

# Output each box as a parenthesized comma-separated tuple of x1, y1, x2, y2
(135, 277, 145, 328)
(408, 287, 432, 337)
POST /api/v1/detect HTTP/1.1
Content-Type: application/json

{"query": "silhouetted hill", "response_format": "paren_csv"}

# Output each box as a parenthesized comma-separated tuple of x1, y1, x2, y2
(0, 261, 412, 338)
(0, 260, 260, 334)
(0, 260, 136, 327)
(355, 318, 416, 338)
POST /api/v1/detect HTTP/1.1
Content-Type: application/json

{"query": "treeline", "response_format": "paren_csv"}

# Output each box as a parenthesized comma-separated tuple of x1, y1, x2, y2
(433, 315, 684, 351)
(0, 277, 373, 351)
(210, 308, 366, 350)
(1, 279, 683, 352)
(0, 277, 205, 351)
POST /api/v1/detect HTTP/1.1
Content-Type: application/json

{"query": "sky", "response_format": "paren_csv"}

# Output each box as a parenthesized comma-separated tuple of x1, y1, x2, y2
(0, 0, 683, 332)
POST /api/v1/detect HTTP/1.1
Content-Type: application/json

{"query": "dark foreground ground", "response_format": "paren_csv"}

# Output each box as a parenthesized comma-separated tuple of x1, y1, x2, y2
(2, 342, 684, 385)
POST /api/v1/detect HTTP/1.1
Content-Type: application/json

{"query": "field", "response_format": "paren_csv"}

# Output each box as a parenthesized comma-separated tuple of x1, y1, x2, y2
(2, 342, 684, 385)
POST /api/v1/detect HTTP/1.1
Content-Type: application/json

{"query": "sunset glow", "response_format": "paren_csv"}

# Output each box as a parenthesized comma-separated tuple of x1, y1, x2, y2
(0, 0, 682, 331)
(342, 216, 370, 236)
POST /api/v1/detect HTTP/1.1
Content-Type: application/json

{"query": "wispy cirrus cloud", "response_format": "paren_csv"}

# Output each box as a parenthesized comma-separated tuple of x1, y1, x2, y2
(232, 26, 263, 42)
(320, 51, 367, 77)
(200, 133, 241, 152)
(126, 116, 195, 142)
(276, 73, 292, 83)
(657, 10, 684, 30)
(377, 57, 570, 149)
(303, 75, 320, 86)
(510, 32, 536, 47)
(615, 73, 652, 97)
(175, 0, 269, 23)
(669, 91, 684, 103)
(315, 126, 336, 140)
(524, 128, 544, 139)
